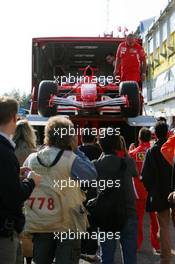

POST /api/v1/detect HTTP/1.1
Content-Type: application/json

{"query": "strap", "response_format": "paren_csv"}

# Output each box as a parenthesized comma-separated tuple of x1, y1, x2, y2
(37, 150, 64, 168)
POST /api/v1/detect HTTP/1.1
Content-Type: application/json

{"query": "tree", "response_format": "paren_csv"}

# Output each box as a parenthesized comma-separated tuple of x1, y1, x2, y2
(3, 89, 31, 109)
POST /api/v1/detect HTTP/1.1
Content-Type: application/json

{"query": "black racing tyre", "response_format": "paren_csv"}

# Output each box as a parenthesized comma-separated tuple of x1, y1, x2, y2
(119, 81, 140, 117)
(38, 81, 57, 117)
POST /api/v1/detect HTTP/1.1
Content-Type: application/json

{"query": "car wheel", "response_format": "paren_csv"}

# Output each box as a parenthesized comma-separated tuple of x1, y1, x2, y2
(38, 81, 57, 117)
(119, 81, 140, 117)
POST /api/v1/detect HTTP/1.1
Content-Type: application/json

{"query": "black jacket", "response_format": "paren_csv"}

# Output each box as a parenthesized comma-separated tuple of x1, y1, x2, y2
(94, 154, 137, 217)
(79, 144, 102, 161)
(0, 135, 35, 233)
(142, 139, 173, 212)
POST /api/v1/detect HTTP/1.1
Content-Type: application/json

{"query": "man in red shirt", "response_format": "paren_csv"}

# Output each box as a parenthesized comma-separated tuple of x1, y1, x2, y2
(129, 128, 160, 253)
(114, 33, 147, 83)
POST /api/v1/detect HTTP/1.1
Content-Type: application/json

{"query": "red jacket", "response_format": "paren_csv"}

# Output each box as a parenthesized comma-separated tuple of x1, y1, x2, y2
(161, 135, 175, 166)
(116, 41, 146, 82)
(129, 142, 150, 199)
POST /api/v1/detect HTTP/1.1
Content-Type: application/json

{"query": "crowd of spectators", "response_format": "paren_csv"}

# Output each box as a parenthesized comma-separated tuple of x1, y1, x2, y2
(0, 93, 175, 264)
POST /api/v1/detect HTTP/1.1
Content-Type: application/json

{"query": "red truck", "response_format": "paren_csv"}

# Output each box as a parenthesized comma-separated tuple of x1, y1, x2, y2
(29, 36, 155, 145)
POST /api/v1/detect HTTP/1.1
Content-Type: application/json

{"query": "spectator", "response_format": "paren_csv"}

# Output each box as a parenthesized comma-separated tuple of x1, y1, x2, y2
(105, 53, 116, 68)
(13, 119, 37, 264)
(79, 129, 102, 161)
(161, 135, 175, 229)
(94, 131, 137, 264)
(79, 130, 102, 263)
(129, 128, 160, 253)
(168, 192, 175, 204)
(161, 134, 175, 166)
(13, 119, 37, 166)
(142, 122, 173, 264)
(118, 135, 138, 178)
(156, 117, 167, 123)
(0, 96, 41, 264)
(24, 116, 97, 264)
(155, 117, 173, 139)
(114, 33, 146, 83)
(129, 142, 136, 152)
(167, 162, 175, 209)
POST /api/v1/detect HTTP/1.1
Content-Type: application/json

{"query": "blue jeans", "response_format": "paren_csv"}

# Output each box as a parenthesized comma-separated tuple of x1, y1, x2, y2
(101, 216, 138, 264)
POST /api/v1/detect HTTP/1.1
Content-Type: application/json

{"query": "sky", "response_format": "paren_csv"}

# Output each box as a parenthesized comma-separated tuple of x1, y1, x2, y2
(0, 0, 169, 95)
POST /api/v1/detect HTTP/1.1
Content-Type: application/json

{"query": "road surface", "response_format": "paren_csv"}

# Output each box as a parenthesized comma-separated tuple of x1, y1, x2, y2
(80, 212, 175, 264)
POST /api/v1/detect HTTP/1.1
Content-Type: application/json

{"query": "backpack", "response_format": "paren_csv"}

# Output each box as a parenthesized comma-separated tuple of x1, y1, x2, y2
(86, 157, 127, 232)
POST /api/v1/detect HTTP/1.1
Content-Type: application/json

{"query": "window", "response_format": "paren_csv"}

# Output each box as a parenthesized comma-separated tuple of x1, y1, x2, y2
(162, 21, 167, 41)
(170, 11, 175, 33)
(155, 31, 160, 48)
(148, 38, 153, 53)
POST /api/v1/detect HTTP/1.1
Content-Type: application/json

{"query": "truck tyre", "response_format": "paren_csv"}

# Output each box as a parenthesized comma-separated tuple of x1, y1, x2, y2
(119, 81, 140, 117)
(38, 81, 57, 117)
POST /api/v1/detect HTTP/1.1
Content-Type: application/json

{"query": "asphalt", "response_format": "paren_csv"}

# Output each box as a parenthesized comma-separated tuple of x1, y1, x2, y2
(80, 212, 175, 264)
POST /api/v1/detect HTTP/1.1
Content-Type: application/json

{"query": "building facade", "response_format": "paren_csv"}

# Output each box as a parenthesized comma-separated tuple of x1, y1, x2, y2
(142, 0, 175, 126)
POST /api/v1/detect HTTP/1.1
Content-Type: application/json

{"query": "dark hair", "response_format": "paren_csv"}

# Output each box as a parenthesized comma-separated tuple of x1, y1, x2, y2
(81, 129, 96, 144)
(126, 33, 135, 38)
(154, 121, 168, 140)
(156, 116, 167, 123)
(99, 129, 121, 153)
(139, 127, 151, 142)
(0, 96, 18, 125)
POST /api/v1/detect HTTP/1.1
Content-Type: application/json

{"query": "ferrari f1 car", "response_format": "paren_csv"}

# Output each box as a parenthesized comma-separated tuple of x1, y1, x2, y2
(31, 37, 141, 118)
(38, 65, 140, 118)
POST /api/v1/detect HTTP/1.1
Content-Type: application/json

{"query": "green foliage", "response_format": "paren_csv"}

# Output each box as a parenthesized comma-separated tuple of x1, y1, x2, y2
(3, 89, 31, 109)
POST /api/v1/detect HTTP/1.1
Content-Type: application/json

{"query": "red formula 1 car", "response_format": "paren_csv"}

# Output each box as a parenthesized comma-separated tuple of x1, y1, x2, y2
(31, 37, 141, 118)
(37, 65, 140, 118)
